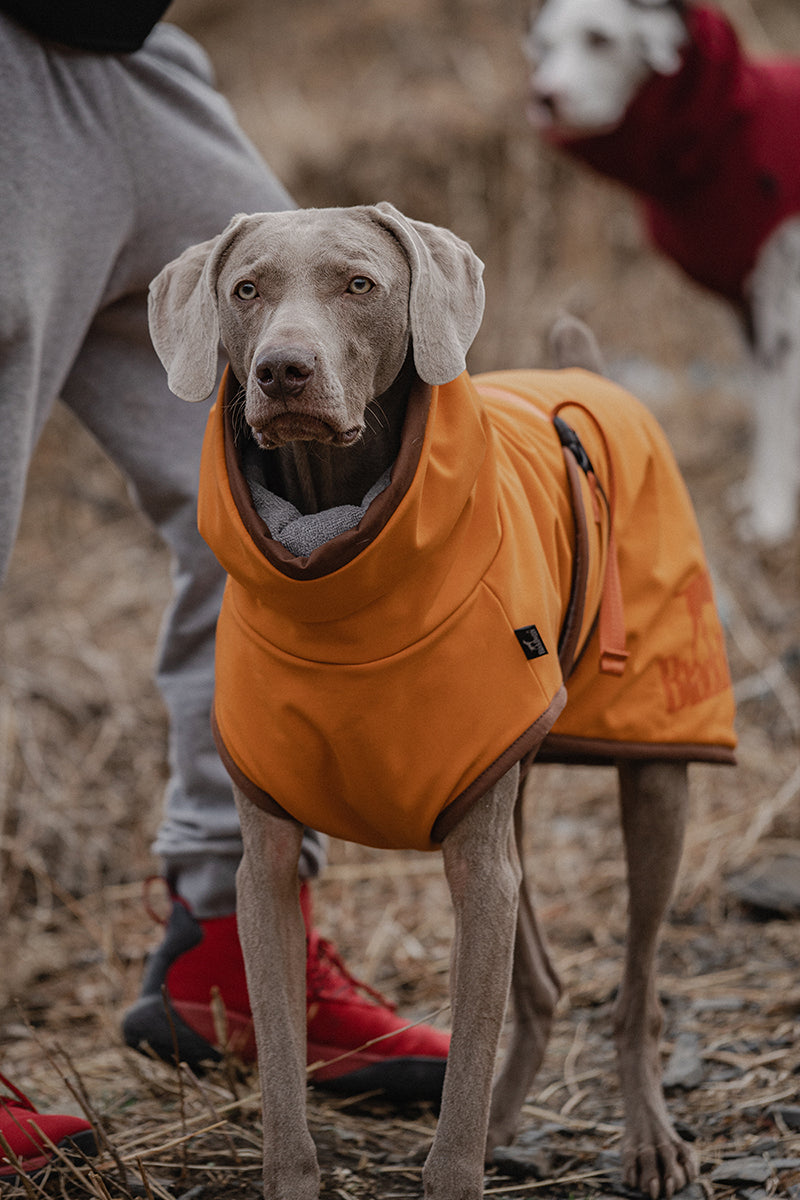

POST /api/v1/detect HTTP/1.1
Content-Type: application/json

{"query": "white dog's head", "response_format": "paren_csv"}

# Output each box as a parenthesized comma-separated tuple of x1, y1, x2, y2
(526, 0, 687, 136)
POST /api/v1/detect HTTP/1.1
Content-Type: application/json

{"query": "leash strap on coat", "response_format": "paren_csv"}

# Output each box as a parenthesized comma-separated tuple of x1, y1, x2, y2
(553, 410, 629, 678)
(555, 444, 590, 678)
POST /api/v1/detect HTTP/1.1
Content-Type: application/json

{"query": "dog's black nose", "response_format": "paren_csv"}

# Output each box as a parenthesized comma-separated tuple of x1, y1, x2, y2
(255, 347, 316, 399)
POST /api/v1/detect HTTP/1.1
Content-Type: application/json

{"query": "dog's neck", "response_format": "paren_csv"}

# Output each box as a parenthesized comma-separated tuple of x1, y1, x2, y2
(254, 351, 416, 516)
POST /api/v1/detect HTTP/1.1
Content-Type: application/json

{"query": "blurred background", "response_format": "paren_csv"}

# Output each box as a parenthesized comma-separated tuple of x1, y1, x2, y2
(0, 1, 798, 1194)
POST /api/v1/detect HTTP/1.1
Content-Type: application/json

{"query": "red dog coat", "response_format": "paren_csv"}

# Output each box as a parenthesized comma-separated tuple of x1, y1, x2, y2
(545, 5, 800, 304)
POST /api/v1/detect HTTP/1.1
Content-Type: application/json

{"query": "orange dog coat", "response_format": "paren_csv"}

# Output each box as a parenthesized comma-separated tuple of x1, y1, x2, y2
(199, 367, 736, 851)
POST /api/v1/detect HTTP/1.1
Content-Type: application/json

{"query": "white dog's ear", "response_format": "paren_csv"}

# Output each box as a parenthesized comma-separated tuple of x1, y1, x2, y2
(635, 6, 686, 76)
(148, 213, 251, 401)
(371, 201, 485, 385)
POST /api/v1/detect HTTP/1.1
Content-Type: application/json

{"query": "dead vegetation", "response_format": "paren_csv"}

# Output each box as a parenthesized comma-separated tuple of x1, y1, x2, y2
(0, 0, 798, 1196)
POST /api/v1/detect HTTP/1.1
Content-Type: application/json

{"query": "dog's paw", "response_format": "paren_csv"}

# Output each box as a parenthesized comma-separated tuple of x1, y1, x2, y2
(622, 1128, 698, 1199)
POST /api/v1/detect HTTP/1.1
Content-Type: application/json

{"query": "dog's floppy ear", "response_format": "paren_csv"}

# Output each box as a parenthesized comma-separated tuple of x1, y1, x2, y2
(632, 2, 687, 75)
(148, 213, 251, 401)
(371, 202, 485, 385)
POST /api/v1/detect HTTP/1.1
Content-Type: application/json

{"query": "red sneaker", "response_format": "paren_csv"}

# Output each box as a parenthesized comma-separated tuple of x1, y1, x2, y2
(301, 885, 450, 1100)
(123, 882, 449, 1101)
(0, 1074, 97, 1182)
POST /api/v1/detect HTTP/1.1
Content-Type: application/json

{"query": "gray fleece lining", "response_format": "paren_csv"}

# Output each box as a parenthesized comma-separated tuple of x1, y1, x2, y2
(245, 468, 392, 557)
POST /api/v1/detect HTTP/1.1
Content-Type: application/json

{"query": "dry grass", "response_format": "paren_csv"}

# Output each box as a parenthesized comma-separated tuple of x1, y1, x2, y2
(1, 0, 799, 1196)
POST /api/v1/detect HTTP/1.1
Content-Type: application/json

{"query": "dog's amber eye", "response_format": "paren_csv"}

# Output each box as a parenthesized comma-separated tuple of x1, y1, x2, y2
(347, 276, 374, 295)
(235, 281, 258, 301)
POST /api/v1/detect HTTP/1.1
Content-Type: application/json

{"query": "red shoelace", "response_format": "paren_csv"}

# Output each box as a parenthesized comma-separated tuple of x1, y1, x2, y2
(305, 929, 396, 1010)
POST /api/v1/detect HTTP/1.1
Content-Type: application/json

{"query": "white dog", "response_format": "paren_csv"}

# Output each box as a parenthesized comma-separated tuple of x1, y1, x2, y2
(526, 0, 800, 544)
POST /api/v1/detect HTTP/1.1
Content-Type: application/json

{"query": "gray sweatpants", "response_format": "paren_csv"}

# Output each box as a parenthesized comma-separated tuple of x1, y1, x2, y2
(0, 15, 326, 915)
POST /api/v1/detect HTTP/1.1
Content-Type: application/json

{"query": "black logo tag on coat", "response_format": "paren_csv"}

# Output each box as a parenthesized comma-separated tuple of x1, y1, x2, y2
(515, 625, 548, 660)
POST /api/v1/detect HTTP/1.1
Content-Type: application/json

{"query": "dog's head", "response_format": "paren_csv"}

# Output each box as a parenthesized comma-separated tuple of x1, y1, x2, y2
(148, 204, 485, 449)
(526, 0, 687, 135)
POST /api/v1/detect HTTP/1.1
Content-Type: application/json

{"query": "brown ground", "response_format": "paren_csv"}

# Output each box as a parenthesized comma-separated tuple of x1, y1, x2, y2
(1, 0, 799, 1196)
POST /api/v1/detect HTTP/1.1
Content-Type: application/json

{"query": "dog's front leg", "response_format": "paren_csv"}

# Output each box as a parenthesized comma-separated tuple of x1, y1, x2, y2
(234, 786, 320, 1200)
(422, 765, 521, 1200)
(486, 793, 561, 1154)
(614, 761, 696, 1200)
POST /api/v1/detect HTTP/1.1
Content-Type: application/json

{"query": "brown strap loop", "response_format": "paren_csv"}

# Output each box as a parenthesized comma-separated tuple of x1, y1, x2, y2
(554, 404, 628, 678)
(593, 473, 629, 676)
(557, 446, 591, 678)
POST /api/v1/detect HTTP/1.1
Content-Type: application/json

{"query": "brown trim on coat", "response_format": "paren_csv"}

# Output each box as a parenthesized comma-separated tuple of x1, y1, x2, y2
(537, 731, 737, 766)
(210, 706, 297, 822)
(430, 685, 569, 844)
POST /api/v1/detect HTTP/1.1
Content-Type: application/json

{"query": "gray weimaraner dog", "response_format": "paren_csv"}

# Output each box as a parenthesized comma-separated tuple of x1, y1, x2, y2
(148, 203, 722, 1200)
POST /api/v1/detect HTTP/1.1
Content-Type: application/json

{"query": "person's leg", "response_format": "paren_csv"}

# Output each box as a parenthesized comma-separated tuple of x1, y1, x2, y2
(59, 21, 309, 917)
